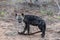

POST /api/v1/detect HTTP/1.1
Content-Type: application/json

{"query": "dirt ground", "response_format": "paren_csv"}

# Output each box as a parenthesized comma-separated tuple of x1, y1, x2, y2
(0, 11, 60, 40)
(0, 19, 60, 40)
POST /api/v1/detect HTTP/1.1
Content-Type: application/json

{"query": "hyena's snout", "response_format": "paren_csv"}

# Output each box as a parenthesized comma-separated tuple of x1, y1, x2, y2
(16, 15, 22, 23)
(18, 19, 22, 23)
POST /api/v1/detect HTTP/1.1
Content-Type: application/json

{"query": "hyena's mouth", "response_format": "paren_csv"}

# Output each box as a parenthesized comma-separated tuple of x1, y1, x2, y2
(18, 22, 21, 23)
(18, 20, 22, 23)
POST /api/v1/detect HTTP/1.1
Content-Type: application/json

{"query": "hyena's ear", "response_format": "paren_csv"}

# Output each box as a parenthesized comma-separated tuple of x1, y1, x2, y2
(14, 10, 17, 17)
(15, 13, 17, 17)
(21, 13, 24, 16)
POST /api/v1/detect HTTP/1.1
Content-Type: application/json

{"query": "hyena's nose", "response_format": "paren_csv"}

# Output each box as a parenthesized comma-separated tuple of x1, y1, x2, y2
(18, 19, 22, 23)
(18, 20, 22, 23)
(19, 21, 21, 23)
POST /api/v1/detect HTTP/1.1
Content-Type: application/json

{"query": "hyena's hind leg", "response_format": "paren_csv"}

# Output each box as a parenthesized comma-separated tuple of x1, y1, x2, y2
(38, 22, 46, 38)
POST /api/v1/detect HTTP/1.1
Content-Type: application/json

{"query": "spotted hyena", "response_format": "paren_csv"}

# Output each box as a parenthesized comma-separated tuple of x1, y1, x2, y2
(15, 13, 46, 38)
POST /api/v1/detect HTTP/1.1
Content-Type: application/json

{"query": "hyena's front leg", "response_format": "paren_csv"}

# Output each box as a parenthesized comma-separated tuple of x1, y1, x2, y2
(18, 23, 28, 34)
(27, 24, 30, 35)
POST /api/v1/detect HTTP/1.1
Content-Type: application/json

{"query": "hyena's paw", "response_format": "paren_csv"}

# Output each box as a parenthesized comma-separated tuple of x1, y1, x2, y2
(18, 32, 24, 35)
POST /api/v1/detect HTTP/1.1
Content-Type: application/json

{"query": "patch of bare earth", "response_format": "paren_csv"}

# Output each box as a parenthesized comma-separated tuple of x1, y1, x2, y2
(0, 19, 60, 40)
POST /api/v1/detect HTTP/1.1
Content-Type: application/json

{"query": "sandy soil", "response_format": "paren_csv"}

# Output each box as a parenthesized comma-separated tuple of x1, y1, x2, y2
(0, 19, 60, 40)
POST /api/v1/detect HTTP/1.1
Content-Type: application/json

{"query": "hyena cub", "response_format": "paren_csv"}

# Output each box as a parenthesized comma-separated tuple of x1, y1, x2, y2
(15, 13, 46, 38)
